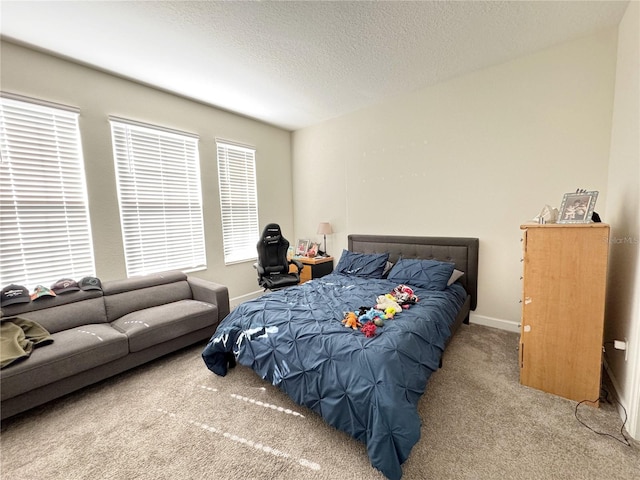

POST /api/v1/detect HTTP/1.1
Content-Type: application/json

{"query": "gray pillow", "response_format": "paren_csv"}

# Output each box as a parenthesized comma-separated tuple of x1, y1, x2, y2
(447, 269, 465, 286)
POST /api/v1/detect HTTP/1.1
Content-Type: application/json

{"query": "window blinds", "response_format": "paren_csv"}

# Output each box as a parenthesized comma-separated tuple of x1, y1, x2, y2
(216, 141, 259, 264)
(0, 96, 95, 288)
(110, 118, 206, 277)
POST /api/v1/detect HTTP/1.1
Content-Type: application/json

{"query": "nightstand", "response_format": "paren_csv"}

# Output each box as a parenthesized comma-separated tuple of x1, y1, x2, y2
(291, 256, 334, 284)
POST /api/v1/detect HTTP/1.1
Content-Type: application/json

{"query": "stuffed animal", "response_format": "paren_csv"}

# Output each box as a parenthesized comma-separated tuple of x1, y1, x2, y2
(391, 284, 419, 308)
(358, 308, 386, 325)
(375, 294, 402, 318)
(342, 311, 362, 330)
(360, 321, 377, 338)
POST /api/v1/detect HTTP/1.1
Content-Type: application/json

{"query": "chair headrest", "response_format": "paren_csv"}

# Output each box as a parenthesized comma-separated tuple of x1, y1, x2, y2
(264, 224, 281, 234)
(261, 223, 284, 245)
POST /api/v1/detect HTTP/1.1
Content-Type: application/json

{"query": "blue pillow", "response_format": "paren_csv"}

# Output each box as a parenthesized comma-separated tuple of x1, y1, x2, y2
(334, 250, 390, 279)
(387, 258, 455, 291)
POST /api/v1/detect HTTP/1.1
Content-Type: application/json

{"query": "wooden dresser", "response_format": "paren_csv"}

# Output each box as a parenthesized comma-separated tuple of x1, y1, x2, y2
(519, 223, 610, 405)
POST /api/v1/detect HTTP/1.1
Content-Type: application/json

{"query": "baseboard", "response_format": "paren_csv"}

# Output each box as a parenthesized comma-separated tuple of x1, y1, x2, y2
(230, 290, 264, 310)
(602, 358, 625, 401)
(602, 358, 639, 440)
(470, 313, 520, 333)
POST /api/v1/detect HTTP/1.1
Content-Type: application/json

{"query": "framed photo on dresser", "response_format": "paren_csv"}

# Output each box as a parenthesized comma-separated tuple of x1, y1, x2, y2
(558, 191, 598, 224)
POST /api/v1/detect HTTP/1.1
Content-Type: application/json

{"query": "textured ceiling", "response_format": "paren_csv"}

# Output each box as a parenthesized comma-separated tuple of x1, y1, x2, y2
(0, 1, 629, 131)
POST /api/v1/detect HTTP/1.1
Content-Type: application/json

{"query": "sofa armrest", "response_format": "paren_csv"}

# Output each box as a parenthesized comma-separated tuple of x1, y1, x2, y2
(188, 277, 230, 321)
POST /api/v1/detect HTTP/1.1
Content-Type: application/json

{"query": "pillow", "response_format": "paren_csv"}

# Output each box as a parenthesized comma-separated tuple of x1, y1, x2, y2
(334, 250, 390, 279)
(447, 269, 465, 286)
(382, 261, 394, 277)
(387, 258, 455, 291)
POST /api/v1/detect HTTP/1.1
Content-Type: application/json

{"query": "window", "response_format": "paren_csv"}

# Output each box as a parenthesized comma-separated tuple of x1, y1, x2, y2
(216, 140, 259, 264)
(0, 94, 95, 288)
(110, 117, 206, 277)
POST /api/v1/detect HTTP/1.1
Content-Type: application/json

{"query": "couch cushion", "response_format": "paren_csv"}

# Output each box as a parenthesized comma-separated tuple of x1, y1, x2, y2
(0, 324, 128, 401)
(103, 281, 193, 323)
(110, 299, 218, 352)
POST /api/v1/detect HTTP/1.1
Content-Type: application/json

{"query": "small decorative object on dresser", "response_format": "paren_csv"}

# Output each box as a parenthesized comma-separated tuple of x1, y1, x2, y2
(557, 189, 598, 223)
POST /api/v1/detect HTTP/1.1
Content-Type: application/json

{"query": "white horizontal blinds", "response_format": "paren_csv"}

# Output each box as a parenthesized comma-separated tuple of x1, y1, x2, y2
(216, 141, 259, 264)
(0, 96, 95, 288)
(110, 118, 206, 277)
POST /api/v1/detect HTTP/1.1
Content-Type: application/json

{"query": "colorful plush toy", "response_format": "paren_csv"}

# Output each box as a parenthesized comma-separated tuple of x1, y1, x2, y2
(358, 308, 386, 325)
(360, 321, 377, 338)
(391, 284, 419, 308)
(342, 311, 362, 330)
(375, 294, 402, 318)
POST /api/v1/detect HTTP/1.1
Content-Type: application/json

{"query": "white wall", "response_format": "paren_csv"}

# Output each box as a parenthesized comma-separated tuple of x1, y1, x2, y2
(292, 28, 618, 332)
(0, 41, 293, 302)
(604, 0, 640, 440)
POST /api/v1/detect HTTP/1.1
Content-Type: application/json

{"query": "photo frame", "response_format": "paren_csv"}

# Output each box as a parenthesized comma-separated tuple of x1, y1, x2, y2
(295, 239, 309, 256)
(557, 191, 598, 224)
(307, 242, 320, 258)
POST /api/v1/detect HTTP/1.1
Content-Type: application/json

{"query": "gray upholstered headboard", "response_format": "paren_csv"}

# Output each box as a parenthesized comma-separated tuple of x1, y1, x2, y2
(348, 234, 479, 311)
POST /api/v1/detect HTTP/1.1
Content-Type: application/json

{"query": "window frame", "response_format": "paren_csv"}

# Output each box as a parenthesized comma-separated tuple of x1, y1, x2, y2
(0, 93, 96, 289)
(110, 117, 206, 277)
(216, 140, 260, 265)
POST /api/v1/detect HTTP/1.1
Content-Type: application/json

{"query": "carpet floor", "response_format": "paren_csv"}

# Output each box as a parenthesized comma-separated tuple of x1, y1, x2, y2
(1, 324, 638, 479)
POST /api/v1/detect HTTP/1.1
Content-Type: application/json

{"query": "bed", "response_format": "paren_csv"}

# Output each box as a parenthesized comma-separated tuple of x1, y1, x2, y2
(202, 234, 479, 479)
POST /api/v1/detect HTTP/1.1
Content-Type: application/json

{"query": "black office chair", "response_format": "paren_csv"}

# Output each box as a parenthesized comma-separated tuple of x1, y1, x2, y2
(254, 223, 304, 291)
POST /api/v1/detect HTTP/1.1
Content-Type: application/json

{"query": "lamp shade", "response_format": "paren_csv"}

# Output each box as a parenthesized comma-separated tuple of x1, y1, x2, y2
(316, 222, 333, 235)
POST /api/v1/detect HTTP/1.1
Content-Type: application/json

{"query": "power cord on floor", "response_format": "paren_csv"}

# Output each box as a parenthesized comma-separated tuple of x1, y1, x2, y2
(574, 385, 631, 447)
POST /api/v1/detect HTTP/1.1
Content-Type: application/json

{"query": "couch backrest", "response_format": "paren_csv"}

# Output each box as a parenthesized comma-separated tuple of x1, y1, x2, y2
(0, 271, 196, 332)
(0, 290, 106, 334)
(102, 270, 192, 322)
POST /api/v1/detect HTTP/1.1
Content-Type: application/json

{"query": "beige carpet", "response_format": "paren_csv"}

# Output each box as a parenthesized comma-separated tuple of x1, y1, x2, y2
(1, 324, 638, 480)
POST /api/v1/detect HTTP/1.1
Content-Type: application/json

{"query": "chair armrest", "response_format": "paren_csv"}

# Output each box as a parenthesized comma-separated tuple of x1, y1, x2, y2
(290, 259, 304, 273)
(188, 276, 230, 321)
(253, 262, 266, 275)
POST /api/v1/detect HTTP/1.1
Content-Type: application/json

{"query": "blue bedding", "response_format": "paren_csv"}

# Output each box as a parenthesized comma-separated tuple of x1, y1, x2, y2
(202, 273, 467, 479)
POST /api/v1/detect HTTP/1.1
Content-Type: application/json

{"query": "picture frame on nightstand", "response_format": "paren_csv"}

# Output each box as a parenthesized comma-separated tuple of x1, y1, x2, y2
(295, 239, 309, 256)
(307, 242, 320, 257)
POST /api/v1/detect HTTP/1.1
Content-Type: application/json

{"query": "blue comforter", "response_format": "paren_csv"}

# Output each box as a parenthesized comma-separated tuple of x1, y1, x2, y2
(202, 273, 467, 479)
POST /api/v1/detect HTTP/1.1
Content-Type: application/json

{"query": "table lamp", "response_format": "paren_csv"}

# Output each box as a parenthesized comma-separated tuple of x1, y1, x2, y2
(316, 222, 333, 255)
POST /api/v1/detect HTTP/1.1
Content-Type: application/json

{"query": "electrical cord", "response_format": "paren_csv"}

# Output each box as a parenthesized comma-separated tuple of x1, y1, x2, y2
(574, 385, 631, 447)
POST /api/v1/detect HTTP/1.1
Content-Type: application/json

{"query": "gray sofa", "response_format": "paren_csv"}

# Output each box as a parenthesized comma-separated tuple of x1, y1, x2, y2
(0, 270, 229, 421)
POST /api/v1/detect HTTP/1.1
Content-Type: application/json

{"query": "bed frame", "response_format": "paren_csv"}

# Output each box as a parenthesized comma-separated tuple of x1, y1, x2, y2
(348, 234, 479, 336)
